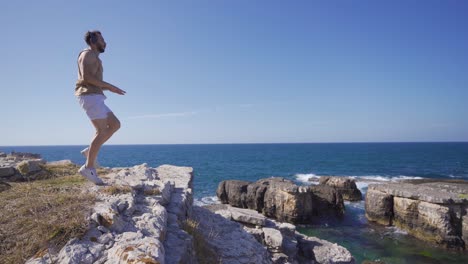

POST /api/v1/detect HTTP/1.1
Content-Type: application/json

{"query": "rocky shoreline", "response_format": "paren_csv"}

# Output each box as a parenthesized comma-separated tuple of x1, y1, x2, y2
(201, 203, 355, 264)
(2, 151, 467, 263)
(13, 158, 355, 264)
(365, 180, 468, 250)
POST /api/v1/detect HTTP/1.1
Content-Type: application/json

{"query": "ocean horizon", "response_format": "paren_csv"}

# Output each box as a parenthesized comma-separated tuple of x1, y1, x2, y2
(2, 141, 467, 146)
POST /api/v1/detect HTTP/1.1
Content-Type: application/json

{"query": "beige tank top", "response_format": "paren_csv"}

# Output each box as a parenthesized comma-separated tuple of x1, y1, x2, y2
(75, 49, 104, 96)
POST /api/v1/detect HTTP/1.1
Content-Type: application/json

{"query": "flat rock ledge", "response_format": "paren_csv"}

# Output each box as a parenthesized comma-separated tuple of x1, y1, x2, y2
(365, 181, 468, 249)
(202, 203, 355, 264)
(217, 177, 345, 224)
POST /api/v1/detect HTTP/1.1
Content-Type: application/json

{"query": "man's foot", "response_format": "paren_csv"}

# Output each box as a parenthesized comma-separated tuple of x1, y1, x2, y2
(79, 165, 105, 185)
(81, 147, 100, 168)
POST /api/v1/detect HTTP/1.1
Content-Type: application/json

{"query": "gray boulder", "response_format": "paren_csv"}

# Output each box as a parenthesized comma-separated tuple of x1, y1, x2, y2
(0, 166, 15, 178)
(16, 159, 45, 175)
(205, 203, 355, 264)
(217, 177, 344, 224)
(192, 206, 272, 264)
(296, 233, 355, 264)
(319, 176, 362, 201)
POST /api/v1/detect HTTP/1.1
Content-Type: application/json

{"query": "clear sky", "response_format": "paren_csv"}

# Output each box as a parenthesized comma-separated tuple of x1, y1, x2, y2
(1, 0, 467, 146)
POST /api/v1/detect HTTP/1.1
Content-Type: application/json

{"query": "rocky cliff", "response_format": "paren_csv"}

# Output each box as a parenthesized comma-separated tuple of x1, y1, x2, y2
(22, 163, 354, 263)
(26, 163, 195, 264)
(365, 181, 468, 250)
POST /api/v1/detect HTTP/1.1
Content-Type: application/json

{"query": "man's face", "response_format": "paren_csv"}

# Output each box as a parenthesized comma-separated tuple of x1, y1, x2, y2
(96, 34, 107, 53)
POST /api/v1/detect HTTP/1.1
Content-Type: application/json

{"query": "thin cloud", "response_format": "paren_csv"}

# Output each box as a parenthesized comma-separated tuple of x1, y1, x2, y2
(125, 111, 198, 120)
(125, 103, 254, 120)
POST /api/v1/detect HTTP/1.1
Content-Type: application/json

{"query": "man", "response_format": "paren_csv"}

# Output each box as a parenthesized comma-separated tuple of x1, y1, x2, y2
(75, 30, 126, 185)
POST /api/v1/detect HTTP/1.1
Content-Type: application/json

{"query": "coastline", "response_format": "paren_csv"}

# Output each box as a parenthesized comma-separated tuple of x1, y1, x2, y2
(2, 143, 468, 263)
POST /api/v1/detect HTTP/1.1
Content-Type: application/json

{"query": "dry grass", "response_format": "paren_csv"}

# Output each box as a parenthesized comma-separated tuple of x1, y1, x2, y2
(143, 187, 161, 196)
(40, 163, 111, 179)
(181, 218, 221, 264)
(101, 185, 133, 195)
(0, 164, 96, 264)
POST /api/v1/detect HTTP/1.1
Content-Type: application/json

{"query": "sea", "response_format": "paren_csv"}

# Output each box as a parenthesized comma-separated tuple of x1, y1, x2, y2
(1, 142, 467, 263)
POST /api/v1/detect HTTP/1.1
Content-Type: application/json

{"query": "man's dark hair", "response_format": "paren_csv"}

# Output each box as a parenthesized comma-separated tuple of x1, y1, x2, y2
(84, 30, 102, 45)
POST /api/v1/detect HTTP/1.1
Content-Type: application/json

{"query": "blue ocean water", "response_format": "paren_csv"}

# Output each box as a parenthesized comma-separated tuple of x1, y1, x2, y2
(2, 143, 467, 199)
(1, 142, 468, 263)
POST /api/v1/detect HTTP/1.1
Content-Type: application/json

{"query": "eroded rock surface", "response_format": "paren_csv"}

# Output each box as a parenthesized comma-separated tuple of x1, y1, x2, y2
(204, 203, 355, 264)
(27, 163, 195, 264)
(217, 177, 345, 224)
(365, 181, 468, 249)
(319, 176, 362, 201)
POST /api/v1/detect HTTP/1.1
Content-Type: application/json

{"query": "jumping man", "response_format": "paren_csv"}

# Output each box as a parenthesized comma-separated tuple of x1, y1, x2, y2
(75, 30, 126, 185)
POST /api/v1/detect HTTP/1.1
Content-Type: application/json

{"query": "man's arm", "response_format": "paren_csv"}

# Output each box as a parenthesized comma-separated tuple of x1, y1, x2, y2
(80, 52, 126, 95)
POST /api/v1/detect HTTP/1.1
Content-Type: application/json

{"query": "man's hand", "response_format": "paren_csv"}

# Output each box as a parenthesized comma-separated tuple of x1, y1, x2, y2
(108, 85, 126, 95)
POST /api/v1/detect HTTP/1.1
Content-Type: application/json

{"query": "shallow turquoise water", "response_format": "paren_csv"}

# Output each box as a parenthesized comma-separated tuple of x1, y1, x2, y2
(297, 200, 468, 264)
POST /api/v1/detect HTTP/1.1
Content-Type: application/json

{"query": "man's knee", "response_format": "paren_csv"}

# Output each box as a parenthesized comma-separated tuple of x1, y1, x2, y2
(110, 120, 121, 132)
(107, 113, 121, 133)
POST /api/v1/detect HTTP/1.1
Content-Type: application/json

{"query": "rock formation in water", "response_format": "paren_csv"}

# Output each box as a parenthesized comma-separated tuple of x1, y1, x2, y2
(319, 176, 362, 201)
(217, 177, 345, 224)
(365, 181, 468, 249)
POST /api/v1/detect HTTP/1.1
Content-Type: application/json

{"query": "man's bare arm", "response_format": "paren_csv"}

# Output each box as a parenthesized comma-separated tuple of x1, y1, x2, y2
(80, 52, 126, 95)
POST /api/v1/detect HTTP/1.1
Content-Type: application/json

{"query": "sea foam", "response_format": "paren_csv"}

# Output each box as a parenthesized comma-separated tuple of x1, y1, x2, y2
(295, 173, 425, 192)
(295, 173, 321, 184)
(194, 195, 220, 206)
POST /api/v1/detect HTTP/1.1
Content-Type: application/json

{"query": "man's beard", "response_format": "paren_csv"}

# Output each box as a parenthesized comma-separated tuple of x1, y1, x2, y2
(97, 44, 105, 53)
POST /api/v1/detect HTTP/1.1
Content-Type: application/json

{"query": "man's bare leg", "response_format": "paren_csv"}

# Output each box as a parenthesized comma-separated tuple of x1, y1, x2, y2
(86, 112, 121, 168)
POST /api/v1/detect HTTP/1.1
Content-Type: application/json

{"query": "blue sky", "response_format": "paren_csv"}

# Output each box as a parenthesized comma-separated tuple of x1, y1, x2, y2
(1, 0, 467, 145)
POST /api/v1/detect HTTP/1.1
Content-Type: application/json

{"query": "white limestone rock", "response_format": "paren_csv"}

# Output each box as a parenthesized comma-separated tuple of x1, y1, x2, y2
(296, 233, 355, 264)
(192, 206, 272, 264)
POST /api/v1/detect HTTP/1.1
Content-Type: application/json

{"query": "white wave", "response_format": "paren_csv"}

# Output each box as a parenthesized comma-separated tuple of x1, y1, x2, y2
(355, 182, 369, 192)
(194, 196, 220, 206)
(344, 200, 366, 210)
(295, 173, 320, 184)
(384, 226, 408, 235)
(350, 175, 424, 182)
(295, 173, 427, 191)
(448, 174, 468, 179)
(352, 175, 391, 182)
(391, 175, 424, 181)
(352, 175, 425, 193)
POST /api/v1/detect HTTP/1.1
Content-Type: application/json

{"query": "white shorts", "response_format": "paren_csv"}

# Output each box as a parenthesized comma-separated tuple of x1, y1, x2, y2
(77, 94, 112, 120)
